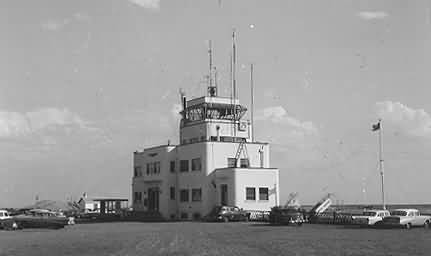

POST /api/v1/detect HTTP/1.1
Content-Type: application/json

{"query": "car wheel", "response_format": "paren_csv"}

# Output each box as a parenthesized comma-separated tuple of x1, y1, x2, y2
(405, 223, 411, 229)
(424, 221, 430, 229)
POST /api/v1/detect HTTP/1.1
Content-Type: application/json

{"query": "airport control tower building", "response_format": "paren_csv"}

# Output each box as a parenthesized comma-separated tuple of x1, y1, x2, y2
(132, 41, 279, 220)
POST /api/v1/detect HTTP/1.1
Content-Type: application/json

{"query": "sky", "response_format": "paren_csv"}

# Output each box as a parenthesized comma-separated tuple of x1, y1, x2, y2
(1, 0, 431, 207)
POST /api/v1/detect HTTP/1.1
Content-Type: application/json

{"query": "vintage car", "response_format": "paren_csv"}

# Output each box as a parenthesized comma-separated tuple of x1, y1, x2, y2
(203, 206, 250, 222)
(0, 210, 19, 230)
(380, 209, 431, 229)
(269, 206, 305, 226)
(13, 209, 69, 229)
(352, 209, 390, 226)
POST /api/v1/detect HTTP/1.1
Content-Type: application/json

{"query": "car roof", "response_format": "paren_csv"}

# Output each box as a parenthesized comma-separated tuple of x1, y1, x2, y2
(392, 209, 417, 212)
(364, 209, 388, 212)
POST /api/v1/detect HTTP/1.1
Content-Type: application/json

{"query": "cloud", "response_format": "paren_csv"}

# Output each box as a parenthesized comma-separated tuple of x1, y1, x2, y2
(41, 12, 90, 31)
(128, 0, 160, 9)
(41, 19, 70, 31)
(376, 101, 431, 138)
(257, 106, 318, 137)
(357, 11, 388, 20)
(0, 108, 87, 138)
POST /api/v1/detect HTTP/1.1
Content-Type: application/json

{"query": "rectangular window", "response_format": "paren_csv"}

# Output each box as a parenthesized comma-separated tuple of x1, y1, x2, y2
(227, 158, 236, 168)
(146, 163, 150, 175)
(221, 136, 233, 142)
(134, 192, 142, 203)
(192, 188, 202, 202)
(154, 161, 160, 174)
(240, 158, 249, 168)
(259, 187, 269, 201)
(191, 158, 202, 171)
(170, 161, 175, 173)
(170, 187, 175, 200)
(137, 166, 143, 176)
(246, 187, 256, 200)
(180, 212, 188, 219)
(180, 160, 189, 172)
(180, 189, 189, 202)
(210, 136, 217, 142)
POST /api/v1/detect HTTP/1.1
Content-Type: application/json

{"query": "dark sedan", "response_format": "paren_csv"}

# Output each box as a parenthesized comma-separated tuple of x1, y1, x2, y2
(204, 206, 250, 222)
(269, 206, 305, 225)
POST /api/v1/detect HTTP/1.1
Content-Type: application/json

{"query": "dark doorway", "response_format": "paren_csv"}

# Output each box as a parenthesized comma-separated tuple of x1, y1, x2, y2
(148, 187, 160, 211)
(220, 184, 228, 206)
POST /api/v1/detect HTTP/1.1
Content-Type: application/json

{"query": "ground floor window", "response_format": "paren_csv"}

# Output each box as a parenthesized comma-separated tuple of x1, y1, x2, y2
(192, 188, 202, 202)
(259, 187, 269, 201)
(246, 187, 256, 200)
(133, 191, 142, 203)
(180, 212, 188, 219)
(180, 189, 189, 202)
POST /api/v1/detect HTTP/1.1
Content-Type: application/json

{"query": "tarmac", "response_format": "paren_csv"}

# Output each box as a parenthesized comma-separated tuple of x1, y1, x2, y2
(0, 222, 430, 256)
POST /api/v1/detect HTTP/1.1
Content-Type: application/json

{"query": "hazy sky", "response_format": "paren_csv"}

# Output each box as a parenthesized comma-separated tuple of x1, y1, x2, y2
(1, 0, 431, 207)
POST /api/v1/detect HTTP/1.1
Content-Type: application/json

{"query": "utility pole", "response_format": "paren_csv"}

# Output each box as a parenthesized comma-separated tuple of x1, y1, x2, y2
(378, 119, 385, 210)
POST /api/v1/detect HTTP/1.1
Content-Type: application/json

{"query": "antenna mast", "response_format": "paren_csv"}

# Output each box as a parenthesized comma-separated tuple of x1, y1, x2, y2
(250, 63, 254, 142)
(208, 40, 217, 97)
(232, 29, 237, 137)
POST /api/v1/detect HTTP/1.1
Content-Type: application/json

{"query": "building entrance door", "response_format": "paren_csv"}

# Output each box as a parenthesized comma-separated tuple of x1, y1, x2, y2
(148, 187, 159, 212)
(220, 184, 228, 206)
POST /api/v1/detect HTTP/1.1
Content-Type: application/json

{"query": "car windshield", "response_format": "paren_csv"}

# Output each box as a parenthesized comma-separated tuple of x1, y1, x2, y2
(391, 211, 407, 216)
(362, 212, 377, 216)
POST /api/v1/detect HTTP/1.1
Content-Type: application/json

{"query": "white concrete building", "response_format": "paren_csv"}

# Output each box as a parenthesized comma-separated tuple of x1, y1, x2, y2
(132, 89, 279, 220)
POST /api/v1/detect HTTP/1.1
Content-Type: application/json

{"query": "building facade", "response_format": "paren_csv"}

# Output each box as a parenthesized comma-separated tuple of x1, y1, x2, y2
(132, 92, 279, 220)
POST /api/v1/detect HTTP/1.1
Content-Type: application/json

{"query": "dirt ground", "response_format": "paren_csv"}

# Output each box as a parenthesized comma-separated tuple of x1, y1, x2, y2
(0, 222, 430, 256)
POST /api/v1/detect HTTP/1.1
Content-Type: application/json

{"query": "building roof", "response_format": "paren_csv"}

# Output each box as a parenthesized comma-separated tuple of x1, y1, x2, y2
(23, 200, 80, 212)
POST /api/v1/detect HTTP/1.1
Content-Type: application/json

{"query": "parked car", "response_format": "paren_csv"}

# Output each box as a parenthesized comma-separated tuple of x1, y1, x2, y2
(13, 209, 69, 229)
(0, 210, 11, 221)
(352, 209, 390, 226)
(0, 210, 18, 230)
(379, 209, 431, 229)
(269, 206, 305, 226)
(204, 206, 250, 222)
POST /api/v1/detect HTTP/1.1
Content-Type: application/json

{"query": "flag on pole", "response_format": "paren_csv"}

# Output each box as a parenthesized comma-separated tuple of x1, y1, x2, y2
(372, 121, 381, 131)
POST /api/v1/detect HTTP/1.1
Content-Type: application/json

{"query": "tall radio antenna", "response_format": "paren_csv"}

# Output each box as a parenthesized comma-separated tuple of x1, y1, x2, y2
(208, 40, 217, 97)
(250, 63, 254, 142)
(232, 29, 237, 137)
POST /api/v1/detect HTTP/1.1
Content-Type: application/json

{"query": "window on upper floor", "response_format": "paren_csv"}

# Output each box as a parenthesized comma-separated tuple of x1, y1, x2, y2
(134, 166, 142, 177)
(227, 158, 236, 168)
(170, 187, 175, 200)
(191, 158, 202, 171)
(259, 187, 269, 201)
(180, 189, 189, 202)
(170, 161, 175, 173)
(180, 160, 189, 172)
(246, 187, 256, 200)
(240, 158, 249, 168)
(154, 161, 161, 174)
(146, 163, 150, 175)
(192, 188, 202, 202)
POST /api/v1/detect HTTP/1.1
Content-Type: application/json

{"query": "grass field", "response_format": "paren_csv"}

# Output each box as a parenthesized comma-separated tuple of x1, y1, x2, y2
(1, 222, 430, 256)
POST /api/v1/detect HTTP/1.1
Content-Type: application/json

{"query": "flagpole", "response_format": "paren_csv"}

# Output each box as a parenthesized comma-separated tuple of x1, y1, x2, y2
(378, 119, 385, 210)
